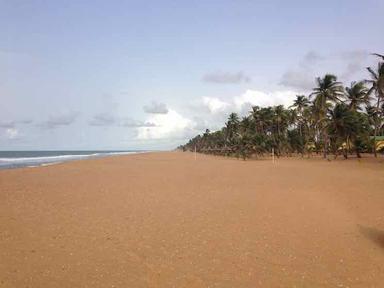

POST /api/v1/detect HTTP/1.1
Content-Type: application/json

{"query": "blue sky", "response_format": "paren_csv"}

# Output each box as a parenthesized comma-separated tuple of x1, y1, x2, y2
(1, 0, 383, 150)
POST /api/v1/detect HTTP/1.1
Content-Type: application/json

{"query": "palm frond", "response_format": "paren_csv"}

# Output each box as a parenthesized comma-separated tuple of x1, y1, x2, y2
(367, 67, 378, 80)
(372, 53, 384, 60)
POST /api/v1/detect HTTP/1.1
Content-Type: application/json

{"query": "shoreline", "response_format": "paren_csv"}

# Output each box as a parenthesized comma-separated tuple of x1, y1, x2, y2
(0, 150, 151, 170)
(1, 151, 384, 287)
(1, 148, 382, 171)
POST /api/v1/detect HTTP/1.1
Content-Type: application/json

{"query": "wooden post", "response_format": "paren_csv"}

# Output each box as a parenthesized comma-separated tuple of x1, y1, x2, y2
(272, 147, 274, 163)
(194, 145, 197, 161)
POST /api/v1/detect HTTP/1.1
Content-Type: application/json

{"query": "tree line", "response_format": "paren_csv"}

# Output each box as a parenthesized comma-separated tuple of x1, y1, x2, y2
(180, 54, 384, 159)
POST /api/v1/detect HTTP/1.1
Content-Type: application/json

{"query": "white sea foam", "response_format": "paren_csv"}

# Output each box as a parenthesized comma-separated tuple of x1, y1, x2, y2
(0, 154, 93, 163)
(40, 162, 63, 167)
(0, 151, 144, 169)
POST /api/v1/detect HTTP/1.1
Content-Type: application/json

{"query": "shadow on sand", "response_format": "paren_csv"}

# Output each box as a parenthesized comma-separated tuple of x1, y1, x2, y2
(358, 225, 384, 250)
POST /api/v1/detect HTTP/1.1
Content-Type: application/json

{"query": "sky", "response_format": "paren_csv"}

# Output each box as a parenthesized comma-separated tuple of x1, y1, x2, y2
(0, 0, 383, 150)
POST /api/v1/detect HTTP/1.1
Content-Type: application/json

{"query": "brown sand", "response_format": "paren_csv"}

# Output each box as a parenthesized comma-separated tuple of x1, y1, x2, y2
(1, 152, 384, 287)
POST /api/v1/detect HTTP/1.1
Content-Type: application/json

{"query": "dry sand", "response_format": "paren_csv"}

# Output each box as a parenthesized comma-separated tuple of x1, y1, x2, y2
(1, 152, 384, 287)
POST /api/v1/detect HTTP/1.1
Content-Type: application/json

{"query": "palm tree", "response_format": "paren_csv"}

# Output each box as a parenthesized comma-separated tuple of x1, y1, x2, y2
(250, 106, 262, 134)
(237, 116, 254, 159)
(366, 104, 382, 156)
(271, 105, 289, 156)
(181, 65, 381, 159)
(290, 95, 310, 141)
(366, 57, 384, 156)
(225, 113, 240, 154)
(345, 81, 370, 111)
(291, 95, 310, 114)
(200, 129, 211, 152)
(372, 53, 384, 60)
(329, 103, 369, 158)
(366, 61, 384, 101)
(328, 103, 353, 158)
(301, 106, 317, 155)
(310, 74, 344, 158)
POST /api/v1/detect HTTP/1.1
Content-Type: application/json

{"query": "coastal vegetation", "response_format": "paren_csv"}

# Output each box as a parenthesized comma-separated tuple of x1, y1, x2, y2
(180, 54, 384, 159)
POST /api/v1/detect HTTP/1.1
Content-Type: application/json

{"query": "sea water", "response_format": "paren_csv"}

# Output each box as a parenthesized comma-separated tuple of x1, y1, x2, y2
(0, 150, 144, 170)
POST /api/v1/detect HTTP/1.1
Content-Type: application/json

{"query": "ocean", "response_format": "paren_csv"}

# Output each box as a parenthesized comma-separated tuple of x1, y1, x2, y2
(0, 150, 145, 170)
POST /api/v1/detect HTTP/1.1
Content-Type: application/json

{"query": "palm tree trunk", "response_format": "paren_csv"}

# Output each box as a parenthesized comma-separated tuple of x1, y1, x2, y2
(299, 123, 302, 138)
(373, 126, 377, 158)
(321, 98, 328, 159)
(344, 136, 349, 159)
(322, 126, 328, 159)
(356, 146, 361, 158)
(373, 96, 381, 158)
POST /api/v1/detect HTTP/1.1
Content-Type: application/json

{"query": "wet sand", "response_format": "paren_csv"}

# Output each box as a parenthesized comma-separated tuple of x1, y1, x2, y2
(1, 152, 384, 287)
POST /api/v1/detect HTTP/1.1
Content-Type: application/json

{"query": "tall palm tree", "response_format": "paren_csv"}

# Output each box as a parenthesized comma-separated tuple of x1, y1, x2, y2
(366, 59, 384, 156)
(226, 113, 240, 134)
(290, 95, 310, 140)
(272, 105, 288, 156)
(310, 74, 344, 158)
(366, 61, 384, 101)
(366, 104, 382, 156)
(345, 81, 370, 111)
(250, 106, 262, 134)
(237, 116, 254, 159)
(328, 103, 369, 158)
(273, 105, 287, 136)
(291, 95, 310, 114)
(225, 113, 240, 153)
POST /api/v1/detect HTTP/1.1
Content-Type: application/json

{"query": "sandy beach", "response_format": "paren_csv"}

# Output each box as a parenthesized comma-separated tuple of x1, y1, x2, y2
(1, 152, 384, 287)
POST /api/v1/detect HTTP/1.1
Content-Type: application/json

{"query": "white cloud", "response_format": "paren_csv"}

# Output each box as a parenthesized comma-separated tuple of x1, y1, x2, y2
(136, 89, 299, 142)
(202, 92, 289, 118)
(233, 90, 298, 115)
(137, 109, 194, 140)
(202, 97, 230, 114)
(119, 118, 157, 128)
(5, 128, 19, 139)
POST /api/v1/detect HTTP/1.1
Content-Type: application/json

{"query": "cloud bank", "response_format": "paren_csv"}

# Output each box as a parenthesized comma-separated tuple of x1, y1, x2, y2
(279, 51, 321, 90)
(203, 71, 251, 84)
(338, 50, 370, 80)
(143, 101, 169, 114)
(0, 119, 33, 129)
(5, 128, 19, 139)
(279, 50, 371, 90)
(137, 109, 192, 140)
(0, 121, 16, 129)
(89, 113, 158, 128)
(119, 118, 157, 128)
(39, 112, 79, 129)
(89, 113, 116, 126)
(136, 89, 299, 141)
(202, 97, 230, 114)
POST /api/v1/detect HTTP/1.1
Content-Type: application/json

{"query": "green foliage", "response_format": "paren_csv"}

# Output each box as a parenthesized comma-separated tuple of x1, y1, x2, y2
(179, 55, 384, 159)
